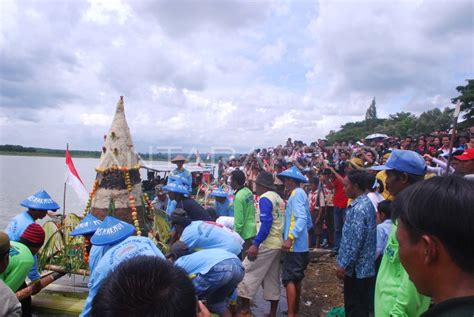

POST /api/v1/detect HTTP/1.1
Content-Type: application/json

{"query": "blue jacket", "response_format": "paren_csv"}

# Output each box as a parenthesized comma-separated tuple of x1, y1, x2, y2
(81, 237, 165, 317)
(5, 211, 40, 281)
(215, 198, 234, 217)
(283, 188, 310, 252)
(337, 194, 376, 278)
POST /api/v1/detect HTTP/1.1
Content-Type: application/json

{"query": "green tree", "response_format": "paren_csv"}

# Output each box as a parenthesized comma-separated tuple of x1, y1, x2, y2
(452, 79, 473, 126)
(365, 97, 377, 121)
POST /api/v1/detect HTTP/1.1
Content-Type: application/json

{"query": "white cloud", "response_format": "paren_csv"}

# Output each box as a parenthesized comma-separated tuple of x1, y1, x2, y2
(0, 0, 472, 152)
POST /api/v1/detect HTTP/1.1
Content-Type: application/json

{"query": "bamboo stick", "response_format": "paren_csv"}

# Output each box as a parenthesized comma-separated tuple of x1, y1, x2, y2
(16, 272, 66, 301)
(44, 264, 90, 276)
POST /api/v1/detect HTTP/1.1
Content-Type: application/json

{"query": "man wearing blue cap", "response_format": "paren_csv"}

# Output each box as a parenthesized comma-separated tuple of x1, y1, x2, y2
(170, 155, 193, 192)
(211, 188, 234, 217)
(164, 180, 211, 221)
(4, 190, 60, 312)
(69, 214, 103, 273)
(371, 150, 430, 317)
(277, 166, 311, 317)
(81, 216, 165, 317)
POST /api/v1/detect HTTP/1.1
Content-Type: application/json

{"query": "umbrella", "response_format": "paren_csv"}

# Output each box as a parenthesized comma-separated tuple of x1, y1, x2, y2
(365, 133, 388, 140)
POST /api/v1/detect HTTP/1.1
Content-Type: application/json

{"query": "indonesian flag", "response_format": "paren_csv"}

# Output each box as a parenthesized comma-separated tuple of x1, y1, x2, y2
(66, 145, 88, 203)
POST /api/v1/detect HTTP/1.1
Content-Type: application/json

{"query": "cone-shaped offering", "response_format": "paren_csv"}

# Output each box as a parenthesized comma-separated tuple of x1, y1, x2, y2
(81, 97, 153, 236)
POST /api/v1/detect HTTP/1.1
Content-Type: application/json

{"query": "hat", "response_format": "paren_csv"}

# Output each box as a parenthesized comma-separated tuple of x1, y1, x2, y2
(277, 166, 308, 183)
(70, 214, 102, 237)
(91, 216, 135, 246)
(168, 175, 191, 188)
(171, 155, 188, 163)
(155, 184, 165, 195)
(255, 171, 276, 190)
(454, 148, 474, 161)
(0, 232, 10, 255)
(20, 190, 60, 211)
(210, 187, 229, 198)
(163, 180, 189, 195)
(371, 149, 426, 176)
(166, 241, 190, 259)
(20, 223, 45, 247)
(382, 152, 392, 160)
(349, 157, 364, 170)
(170, 208, 191, 227)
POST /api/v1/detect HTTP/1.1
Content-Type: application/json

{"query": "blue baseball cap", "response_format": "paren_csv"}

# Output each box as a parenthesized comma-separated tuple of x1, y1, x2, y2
(277, 166, 308, 183)
(371, 149, 426, 176)
(163, 180, 190, 195)
(91, 216, 135, 246)
(70, 214, 102, 237)
(20, 190, 60, 211)
(210, 187, 228, 198)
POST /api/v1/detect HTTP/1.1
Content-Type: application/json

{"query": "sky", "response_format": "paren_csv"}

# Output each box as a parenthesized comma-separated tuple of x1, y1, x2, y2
(0, 0, 473, 154)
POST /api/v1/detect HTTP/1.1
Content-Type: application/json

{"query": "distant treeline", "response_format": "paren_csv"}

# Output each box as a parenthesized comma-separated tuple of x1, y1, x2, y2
(0, 144, 236, 161)
(0, 144, 102, 158)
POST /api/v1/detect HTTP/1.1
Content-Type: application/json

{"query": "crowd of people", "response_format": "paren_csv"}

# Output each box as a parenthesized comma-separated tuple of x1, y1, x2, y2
(1, 126, 473, 317)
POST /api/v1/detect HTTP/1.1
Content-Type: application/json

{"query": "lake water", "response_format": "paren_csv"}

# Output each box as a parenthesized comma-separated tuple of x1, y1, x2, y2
(0, 155, 181, 229)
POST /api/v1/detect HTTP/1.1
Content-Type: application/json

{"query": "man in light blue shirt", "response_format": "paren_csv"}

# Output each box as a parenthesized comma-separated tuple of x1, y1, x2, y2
(171, 209, 242, 255)
(5, 190, 60, 311)
(277, 166, 310, 317)
(169, 243, 244, 316)
(210, 188, 234, 217)
(170, 155, 193, 192)
(81, 236, 165, 317)
(80, 216, 164, 317)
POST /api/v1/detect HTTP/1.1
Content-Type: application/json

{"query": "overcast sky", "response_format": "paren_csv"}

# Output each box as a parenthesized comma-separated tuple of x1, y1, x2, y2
(0, 0, 472, 153)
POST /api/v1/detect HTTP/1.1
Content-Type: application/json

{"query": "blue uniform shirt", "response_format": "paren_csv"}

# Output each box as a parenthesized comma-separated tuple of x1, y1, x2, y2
(171, 168, 193, 192)
(81, 236, 165, 317)
(283, 188, 310, 252)
(5, 211, 41, 281)
(180, 221, 242, 255)
(337, 194, 376, 279)
(215, 198, 234, 217)
(88, 245, 109, 274)
(175, 248, 238, 276)
(165, 200, 177, 216)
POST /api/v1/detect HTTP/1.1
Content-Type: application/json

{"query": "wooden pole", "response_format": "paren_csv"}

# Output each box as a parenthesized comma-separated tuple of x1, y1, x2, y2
(16, 272, 66, 301)
(44, 264, 90, 276)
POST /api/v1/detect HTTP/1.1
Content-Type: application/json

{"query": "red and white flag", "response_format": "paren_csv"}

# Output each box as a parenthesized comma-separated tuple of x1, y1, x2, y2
(66, 145, 88, 203)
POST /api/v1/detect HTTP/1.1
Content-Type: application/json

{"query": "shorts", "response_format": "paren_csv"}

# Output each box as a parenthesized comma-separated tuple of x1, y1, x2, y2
(282, 251, 309, 287)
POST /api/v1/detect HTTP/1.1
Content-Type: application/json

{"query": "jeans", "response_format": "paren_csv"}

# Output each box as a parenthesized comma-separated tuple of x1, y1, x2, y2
(333, 207, 346, 254)
(193, 258, 245, 314)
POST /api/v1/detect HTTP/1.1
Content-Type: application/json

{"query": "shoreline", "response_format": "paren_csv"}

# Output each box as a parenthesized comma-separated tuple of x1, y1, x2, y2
(0, 151, 169, 162)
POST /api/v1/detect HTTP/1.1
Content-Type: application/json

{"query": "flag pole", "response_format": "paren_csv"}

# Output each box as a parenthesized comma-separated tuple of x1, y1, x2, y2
(445, 101, 461, 176)
(62, 143, 68, 226)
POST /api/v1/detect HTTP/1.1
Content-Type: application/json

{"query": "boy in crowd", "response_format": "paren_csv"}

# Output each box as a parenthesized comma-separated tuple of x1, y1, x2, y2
(277, 166, 310, 317)
(395, 176, 474, 316)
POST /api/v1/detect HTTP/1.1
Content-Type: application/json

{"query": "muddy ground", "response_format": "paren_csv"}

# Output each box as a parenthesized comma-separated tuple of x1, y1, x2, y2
(299, 254, 344, 316)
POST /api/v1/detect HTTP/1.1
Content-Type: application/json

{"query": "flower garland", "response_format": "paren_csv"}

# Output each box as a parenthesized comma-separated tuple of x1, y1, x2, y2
(143, 193, 154, 215)
(82, 179, 100, 217)
(83, 236, 90, 263)
(124, 168, 142, 236)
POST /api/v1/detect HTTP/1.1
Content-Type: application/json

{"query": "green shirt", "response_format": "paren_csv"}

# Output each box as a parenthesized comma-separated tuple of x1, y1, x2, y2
(375, 223, 431, 316)
(0, 241, 34, 292)
(233, 187, 257, 240)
